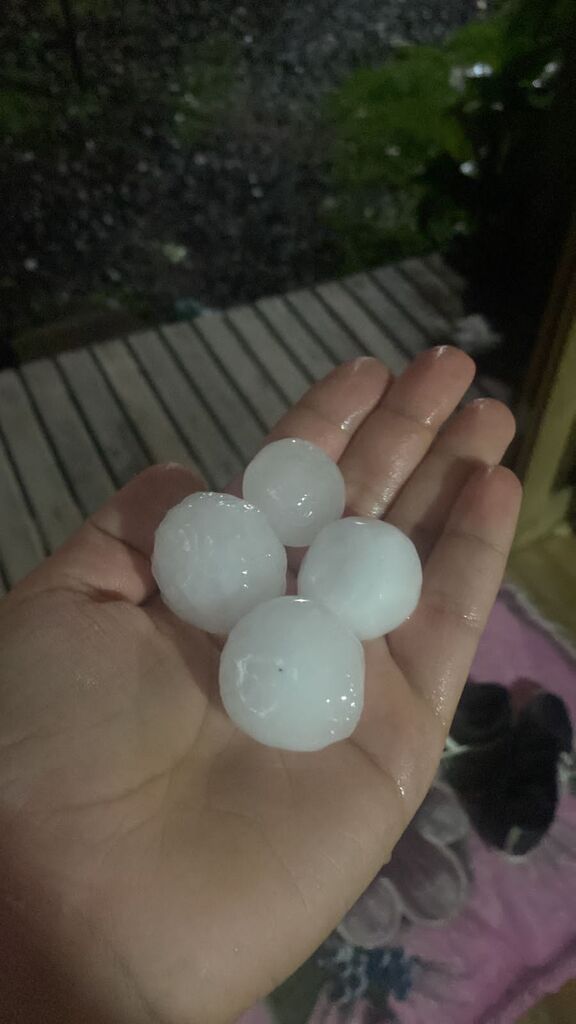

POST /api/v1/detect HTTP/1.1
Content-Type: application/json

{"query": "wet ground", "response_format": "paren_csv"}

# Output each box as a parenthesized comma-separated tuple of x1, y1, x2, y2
(1, 0, 486, 351)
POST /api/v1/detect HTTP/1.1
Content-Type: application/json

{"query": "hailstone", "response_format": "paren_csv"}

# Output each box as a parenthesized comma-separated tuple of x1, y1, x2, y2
(219, 597, 365, 751)
(242, 438, 346, 547)
(152, 492, 287, 634)
(298, 517, 422, 640)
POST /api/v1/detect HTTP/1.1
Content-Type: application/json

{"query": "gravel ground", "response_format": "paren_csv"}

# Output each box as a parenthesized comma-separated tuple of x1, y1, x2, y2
(181, 0, 489, 306)
(2, 0, 487, 347)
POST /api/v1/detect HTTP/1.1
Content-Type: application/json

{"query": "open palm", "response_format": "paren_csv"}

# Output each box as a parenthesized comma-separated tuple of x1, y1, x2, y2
(0, 350, 521, 1024)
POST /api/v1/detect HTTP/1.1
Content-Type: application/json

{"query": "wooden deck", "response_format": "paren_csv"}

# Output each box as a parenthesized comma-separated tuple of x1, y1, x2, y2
(0, 254, 477, 593)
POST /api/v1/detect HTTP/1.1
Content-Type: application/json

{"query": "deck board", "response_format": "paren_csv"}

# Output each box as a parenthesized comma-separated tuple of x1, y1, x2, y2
(399, 258, 466, 323)
(161, 321, 264, 464)
(93, 338, 195, 471)
(126, 330, 241, 487)
(0, 369, 82, 551)
(284, 289, 363, 363)
(372, 265, 453, 340)
(315, 281, 408, 374)
(194, 313, 286, 430)
(57, 347, 149, 487)
(21, 358, 115, 514)
(256, 296, 335, 381)
(425, 252, 467, 294)
(0, 433, 45, 584)
(0, 255, 492, 590)
(344, 272, 431, 357)
(226, 305, 310, 405)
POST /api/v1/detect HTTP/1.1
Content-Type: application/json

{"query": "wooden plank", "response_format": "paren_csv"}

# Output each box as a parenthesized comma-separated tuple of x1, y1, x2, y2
(399, 258, 465, 323)
(58, 347, 149, 487)
(22, 359, 115, 515)
(377, 264, 513, 404)
(0, 432, 45, 585)
(127, 330, 241, 488)
(161, 321, 265, 463)
(93, 339, 194, 472)
(226, 305, 310, 405)
(371, 265, 451, 340)
(0, 369, 82, 550)
(425, 252, 467, 294)
(285, 288, 363, 363)
(344, 272, 430, 357)
(315, 281, 408, 374)
(514, 300, 576, 546)
(372, 268, 500, 402)
(194, 313, 286, 430)
(255, 296, 335, 380)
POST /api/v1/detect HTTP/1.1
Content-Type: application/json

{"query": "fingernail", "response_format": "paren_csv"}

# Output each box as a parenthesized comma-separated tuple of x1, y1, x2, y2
(350, 356, 379, 372)
(429, 344, 452, 359)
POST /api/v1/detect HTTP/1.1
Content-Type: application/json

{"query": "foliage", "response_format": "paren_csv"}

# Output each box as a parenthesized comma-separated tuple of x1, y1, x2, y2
(325, 0, 575, 272)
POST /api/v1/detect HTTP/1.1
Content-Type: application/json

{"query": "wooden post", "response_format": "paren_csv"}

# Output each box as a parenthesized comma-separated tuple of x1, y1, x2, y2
(513, 225, 576, 547)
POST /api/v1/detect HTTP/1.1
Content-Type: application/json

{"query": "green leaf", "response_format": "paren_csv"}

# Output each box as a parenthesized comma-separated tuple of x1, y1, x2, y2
(445, 12, 509, 71)
(328, 47, 471, 191)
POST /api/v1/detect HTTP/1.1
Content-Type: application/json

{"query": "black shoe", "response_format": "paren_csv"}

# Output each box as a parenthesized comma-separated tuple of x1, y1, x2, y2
(450, 681, 513, 747)
(443, 681, 513, 794)
(445, 683, 573, 857)
(495, 691, 573, 856)
(513, 691, 573, 758)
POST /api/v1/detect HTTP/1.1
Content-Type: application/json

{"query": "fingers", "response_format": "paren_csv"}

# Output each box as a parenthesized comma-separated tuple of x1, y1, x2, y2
(11, 360, 391, 605)
(339, 346, 476, 517)
(389, 464, 522, 725)
(386, 397, 516, 560)
(90, 463, 205, 557)
(226, 357, 391, 500)
(266, 356, 391, 458)
(13, 464, 204, 605)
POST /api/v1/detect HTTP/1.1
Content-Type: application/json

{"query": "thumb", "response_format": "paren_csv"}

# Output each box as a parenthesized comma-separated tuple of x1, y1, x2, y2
(11, 464, 204, 606)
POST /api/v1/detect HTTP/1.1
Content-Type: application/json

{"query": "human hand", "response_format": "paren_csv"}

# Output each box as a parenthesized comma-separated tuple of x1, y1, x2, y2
(0, 350, 521, 1024)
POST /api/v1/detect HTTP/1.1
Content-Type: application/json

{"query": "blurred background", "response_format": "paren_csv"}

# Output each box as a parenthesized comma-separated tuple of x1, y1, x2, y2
(2, 0, 574, 375)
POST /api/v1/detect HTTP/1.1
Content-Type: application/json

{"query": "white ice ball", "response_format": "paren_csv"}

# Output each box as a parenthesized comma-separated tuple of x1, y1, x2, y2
(242, 438, 346, 547)
(219, 597, 365, 751)
(298, 518, 422, 640)
(152, 492, 287, 635)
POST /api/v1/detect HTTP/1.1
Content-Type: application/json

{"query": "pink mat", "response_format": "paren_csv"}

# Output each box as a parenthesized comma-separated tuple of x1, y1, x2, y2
(240, 590, 576, 1024)
(235, 1007, 275, 1024)
(310, 588, 576, 1024)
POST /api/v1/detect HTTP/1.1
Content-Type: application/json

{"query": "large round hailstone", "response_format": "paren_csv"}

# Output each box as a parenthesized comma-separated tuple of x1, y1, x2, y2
(219, 597, 365, 751)
(152, 492, 287, 635)
(242, 438, 346, 547)
(298, 517, 422, 641)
